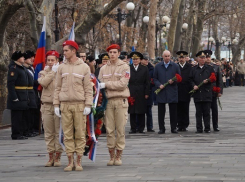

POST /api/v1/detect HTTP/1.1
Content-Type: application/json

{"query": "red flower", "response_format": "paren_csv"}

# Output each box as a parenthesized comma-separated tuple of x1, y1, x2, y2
(212, 86, 221, 93)
(209, 73, 216, 83)
(95, 128, 101, 136)
(150, 78, 154, 84)
(175, 74, 182, 82)
(128, 96, 135, 106)
(97, 119, 102, 125)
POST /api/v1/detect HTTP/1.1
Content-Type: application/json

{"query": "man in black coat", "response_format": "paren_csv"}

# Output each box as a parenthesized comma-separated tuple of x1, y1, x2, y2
(189, 51, 215, 133)
(128, 52, 150, 134)
(176, 51, 192, 131)
(7, 51, 29, 140)
(204, 50, 223, 131)
(141, 53, 155, 132)
(22, 52, 38, 137)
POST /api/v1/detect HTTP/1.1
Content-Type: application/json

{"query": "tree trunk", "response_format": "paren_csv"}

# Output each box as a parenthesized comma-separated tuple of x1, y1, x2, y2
(191, 0, 206, 58)
(147, 0, 159, 59)
(173, 0, 185, 56)
(0, 0, 24, 124)
(167, 0, 181, 54)
(52, 0, 124, 51)
(183, 0, 195, 54)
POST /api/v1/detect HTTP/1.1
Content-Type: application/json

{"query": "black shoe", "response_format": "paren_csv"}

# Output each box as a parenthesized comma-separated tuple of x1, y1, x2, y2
(158, 130, 165, 134)
(195, 130, 203, 133)
(177, 128, 183, 132)
(24, 133, 36, 137)
(214, 128, 220, 132)
(147, 129, 155, 132)
(182, 128, 188, 131)
(204, 130, 211, 133)
(171, 129, 178, 134)
(138, 131, 145, 134)
(129, 130, 136, 134)
(12, 136, 26, 140)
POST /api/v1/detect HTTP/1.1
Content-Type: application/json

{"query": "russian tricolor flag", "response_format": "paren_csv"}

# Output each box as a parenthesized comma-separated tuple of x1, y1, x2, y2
(33, 16, 46, 83)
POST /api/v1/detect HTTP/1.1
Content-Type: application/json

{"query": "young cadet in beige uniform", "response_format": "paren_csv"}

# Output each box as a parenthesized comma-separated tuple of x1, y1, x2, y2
(98, 44, 130, 166)
(53, 40, 93, 172)
(38, 50, 63, 167)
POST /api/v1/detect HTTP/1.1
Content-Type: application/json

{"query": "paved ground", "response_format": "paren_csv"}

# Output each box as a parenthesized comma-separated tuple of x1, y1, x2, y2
(0, 86, 245, 182)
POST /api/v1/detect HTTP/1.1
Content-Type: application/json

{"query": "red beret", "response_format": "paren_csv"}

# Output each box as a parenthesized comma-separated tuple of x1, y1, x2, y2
(46, 50, 60, 58)
(63, 40, 79, 50)
(106, 44, 121, 52)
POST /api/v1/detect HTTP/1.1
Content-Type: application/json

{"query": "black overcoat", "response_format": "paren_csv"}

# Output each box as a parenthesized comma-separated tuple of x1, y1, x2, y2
(7, 61, 29, 110)
(189, 64, 215, 103)
(128, 64, 150, 114)
(25, 66, 37, 108)
(147, 63, 154, 106)
(177, 63, 192, 102)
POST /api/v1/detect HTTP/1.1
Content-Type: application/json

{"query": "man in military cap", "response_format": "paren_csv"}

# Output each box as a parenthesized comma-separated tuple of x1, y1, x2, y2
(141, 53, 155, 132)
(204, 50, 223, 131)
(95, 53, 109, 77)
(189, 51, 215, 133)
(128, 51, 150, 134)
(176, 51, 192, 131)
(7, 51, 29, 140)
(54, 40, 93, 172)
(98, 44, 130, 166)
(22, 52, 37, 137)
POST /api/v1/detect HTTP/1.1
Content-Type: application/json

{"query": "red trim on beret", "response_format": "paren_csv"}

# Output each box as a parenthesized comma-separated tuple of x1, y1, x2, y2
(46, 50, 60, 58)
(63, 40, 79, 50)
(106, 44, 121, 52)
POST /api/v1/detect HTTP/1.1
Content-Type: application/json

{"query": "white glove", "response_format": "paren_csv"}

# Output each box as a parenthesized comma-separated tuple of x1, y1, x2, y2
(54, 107, 61, 117)
(99, 83, 105, 89)
(83, 107, 91, 115)
(13, 98, 19, 102)
(52, 62, 59, 73)
(44, 65, 50, 70)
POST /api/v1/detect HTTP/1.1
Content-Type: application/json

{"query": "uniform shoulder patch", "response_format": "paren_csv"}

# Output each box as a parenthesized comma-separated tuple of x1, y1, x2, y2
(125, 71, 130, 79)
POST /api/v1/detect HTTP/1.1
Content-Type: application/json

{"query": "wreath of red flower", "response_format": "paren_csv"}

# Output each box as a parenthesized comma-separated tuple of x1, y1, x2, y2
(95, 128, 101, 136)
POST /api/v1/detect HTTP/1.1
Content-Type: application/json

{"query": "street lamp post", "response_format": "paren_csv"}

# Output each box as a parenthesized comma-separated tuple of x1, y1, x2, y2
(143, 15, 170, 58)
(108, 2, 135, 46)
(221, 37, 238, 62)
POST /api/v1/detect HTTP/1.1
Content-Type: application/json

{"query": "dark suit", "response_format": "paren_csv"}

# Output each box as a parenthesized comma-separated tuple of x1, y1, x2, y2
(7, 61, 29, 139)
(177, 62, 192, 130)
(189, 64, 215, 132)
(128, 64, 150, 132)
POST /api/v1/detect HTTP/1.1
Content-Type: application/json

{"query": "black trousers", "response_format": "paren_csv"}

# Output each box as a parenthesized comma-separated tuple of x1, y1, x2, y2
(11, 110, 24, 138)
(130, 113, 145, 132)
(23, 109, 35, 134)
(177, 101, 190, 129)
(158, 103, 177, 131)
(211, 97, 218, 129)
(32, 107, 40, 132)
(195, 102, 211, 131)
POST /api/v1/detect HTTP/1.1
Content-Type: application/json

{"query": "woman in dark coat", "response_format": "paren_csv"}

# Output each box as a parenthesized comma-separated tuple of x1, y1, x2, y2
(128, 52, 150, 133)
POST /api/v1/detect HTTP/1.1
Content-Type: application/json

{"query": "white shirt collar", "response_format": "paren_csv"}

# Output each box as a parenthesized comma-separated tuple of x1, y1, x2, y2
(134, 64, 139, 71)
(180, 62, 186, 68)
(199, 65, 204, 69)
